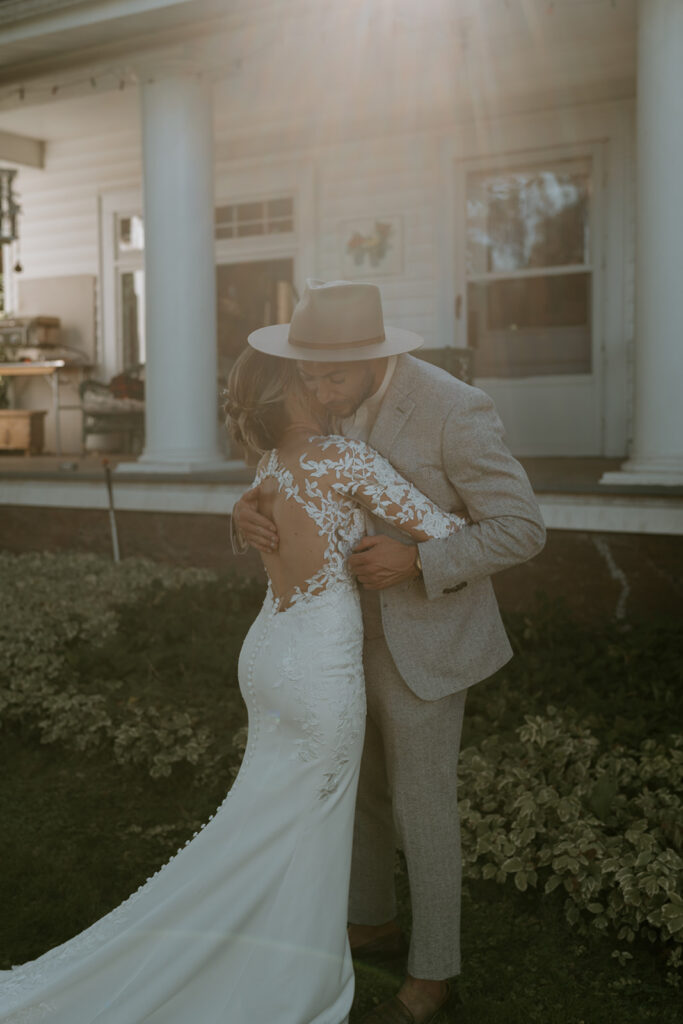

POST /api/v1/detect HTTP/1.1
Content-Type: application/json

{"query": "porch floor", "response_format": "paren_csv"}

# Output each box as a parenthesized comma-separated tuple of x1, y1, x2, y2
(0, 452, 252, 484)
(0, 453, 682, 535)
(1, 452, 682, 491)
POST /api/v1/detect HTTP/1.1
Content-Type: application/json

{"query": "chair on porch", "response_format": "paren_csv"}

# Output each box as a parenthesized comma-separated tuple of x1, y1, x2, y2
(79, 364, 145, 455)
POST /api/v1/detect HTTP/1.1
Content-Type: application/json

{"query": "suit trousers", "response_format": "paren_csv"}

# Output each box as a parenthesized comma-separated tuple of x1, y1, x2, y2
(348, 590, 467, 980)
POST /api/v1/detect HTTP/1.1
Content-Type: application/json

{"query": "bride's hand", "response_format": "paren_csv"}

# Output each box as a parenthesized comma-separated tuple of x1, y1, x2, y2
(234, 486, 279, 553)
(348, 536, 421, 590)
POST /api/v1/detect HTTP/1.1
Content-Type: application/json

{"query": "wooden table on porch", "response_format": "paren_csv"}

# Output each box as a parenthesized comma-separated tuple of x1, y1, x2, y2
(0, 360, 73, 455)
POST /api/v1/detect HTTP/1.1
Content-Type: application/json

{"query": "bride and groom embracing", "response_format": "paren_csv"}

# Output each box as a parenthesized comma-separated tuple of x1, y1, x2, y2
(1, 280, 545, 1024)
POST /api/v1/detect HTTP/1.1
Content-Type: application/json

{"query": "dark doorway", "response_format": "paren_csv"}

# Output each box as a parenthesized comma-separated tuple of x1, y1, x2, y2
(216, 259, 295, 457)
(216, 259, 295, 378)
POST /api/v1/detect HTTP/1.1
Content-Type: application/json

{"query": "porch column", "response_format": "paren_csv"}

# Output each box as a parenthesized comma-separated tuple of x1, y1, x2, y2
(121, 69, 226, 472)
(603, 0, 683, 486)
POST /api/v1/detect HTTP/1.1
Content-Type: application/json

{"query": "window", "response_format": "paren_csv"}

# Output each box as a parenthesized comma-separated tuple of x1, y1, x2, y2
(112, 213, 146, 368)
(103, 193, 296, 376)
(465, 158, 593, 377)
(116, 214, 145, 256)
(120, 269, 145, 368)
(214, 197, 294, 240)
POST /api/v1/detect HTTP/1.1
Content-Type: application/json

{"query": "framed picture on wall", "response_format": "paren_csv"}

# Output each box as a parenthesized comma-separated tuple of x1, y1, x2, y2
(339, 216, 403, 276)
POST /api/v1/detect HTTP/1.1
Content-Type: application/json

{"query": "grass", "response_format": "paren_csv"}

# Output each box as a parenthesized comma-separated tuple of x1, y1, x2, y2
(352, 878, 679, 1024)
(1, 564, 681, 1022)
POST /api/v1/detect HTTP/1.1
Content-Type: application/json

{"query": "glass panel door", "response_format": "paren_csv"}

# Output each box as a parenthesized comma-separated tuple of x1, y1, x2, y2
(119, 269, 145, 368)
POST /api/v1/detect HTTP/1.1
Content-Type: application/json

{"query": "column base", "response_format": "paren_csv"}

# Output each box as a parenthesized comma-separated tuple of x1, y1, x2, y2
(600, 457, 683, 487)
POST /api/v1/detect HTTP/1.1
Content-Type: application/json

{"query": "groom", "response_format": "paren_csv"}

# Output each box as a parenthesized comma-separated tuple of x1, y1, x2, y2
(231, 279, 545, 1024)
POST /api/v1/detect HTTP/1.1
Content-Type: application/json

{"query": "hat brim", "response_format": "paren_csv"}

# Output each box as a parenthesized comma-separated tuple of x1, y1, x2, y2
(247, 323, 423, 362)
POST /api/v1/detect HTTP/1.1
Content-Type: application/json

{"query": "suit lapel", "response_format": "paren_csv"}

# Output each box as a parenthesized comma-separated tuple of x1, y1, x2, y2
(368, 355, 417, 456)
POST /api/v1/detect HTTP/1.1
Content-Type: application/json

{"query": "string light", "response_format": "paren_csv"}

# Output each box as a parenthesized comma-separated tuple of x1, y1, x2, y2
(0, 69, 135, 106)
(0, 53, 244, 106)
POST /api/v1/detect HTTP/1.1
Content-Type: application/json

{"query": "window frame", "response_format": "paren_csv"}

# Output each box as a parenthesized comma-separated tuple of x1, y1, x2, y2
(455, 143, 603, 384)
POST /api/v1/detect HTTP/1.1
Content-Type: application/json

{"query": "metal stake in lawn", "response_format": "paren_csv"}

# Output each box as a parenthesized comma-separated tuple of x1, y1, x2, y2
(102, 458, 120, 562)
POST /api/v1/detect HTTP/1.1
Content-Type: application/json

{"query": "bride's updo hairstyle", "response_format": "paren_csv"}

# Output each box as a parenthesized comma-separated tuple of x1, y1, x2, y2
(224, 346, 308, 460)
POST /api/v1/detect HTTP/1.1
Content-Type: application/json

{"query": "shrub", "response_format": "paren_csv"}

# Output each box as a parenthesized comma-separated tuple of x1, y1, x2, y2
(459, 706, 683, 985)
(2, 554, 680, 985)
(0, 552, 261, 781)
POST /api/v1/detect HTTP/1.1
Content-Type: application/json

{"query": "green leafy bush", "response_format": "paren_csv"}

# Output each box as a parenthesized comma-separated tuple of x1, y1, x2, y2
(459, 706, 683, 985)
(2, 553, 681, 987)
(0, 552, 262, 781)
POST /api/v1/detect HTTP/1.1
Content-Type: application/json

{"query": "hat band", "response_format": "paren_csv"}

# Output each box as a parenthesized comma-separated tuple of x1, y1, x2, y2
(288, 332, 385, 351)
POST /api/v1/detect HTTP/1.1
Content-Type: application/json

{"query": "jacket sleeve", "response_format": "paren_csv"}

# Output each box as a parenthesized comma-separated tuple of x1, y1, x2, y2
(417, 387, 546, 601)
(309, 437, 467, 542)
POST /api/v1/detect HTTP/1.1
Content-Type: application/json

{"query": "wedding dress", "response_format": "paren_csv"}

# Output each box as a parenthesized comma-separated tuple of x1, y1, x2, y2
(1, 436, 465, 1024)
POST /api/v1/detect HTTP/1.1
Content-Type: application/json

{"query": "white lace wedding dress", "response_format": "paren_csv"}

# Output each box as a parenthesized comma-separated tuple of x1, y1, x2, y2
(1, 437, 465, 1024)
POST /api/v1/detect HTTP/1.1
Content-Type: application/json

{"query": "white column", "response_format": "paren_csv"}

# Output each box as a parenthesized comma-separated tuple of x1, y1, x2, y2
(120, 70, 226, 473)
(603, 0, 683, 486)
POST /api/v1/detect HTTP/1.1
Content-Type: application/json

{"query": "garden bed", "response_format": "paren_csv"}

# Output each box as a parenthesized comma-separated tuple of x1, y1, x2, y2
(1, 552, 681, 1022)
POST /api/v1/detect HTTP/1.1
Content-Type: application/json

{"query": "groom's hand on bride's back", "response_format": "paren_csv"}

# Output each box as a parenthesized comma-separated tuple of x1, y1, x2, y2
(349, 536, 421, 590)
(234, 486, 279, 553)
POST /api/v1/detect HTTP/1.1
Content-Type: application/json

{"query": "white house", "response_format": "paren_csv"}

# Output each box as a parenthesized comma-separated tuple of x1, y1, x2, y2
(0, 0, 682, 535)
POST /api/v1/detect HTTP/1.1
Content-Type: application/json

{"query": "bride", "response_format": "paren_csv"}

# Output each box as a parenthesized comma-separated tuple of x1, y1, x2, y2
(1, 286, 466, 1024)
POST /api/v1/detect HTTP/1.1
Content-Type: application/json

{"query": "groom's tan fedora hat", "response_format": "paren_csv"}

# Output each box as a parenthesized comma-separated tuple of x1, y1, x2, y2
(247, 278, 423, 362)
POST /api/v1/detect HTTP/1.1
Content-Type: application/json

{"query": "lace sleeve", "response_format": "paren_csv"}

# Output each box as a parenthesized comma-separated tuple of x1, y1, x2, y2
(308, 436, 467, 542)
(252, 451, 272, 487)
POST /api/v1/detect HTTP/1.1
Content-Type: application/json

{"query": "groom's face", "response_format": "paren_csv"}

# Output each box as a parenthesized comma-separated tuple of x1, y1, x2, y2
(296, 360, 384, 419)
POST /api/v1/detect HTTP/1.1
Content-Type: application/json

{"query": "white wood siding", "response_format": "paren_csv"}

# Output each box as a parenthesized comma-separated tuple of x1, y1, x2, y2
(15, 131, 142, 283)
(316, 135, 442, 347)
(6, 101, 637, 456)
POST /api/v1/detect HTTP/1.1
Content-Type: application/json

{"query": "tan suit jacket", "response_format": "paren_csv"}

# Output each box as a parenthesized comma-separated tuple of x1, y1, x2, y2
(360, 354, 546, 700)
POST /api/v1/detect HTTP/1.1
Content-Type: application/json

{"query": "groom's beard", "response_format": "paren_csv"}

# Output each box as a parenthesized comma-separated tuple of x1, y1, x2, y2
(325, 372, 376, 420)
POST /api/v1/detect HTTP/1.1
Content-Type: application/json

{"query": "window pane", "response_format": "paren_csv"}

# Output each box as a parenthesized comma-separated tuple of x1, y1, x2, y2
(467, 161, 591, 274)
(215, 204, 234, 224)
(467, 272, 591, 377)
(237, 201, 263, 222)
(236, 222, 264, 237)
(117, 214, 144, 255)
(120, 270, 145, 368)
(267, 198, 293, 218)
(269, 218, 294, 233)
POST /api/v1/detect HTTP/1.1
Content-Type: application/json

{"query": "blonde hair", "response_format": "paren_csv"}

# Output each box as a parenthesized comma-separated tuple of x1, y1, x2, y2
(224, 347, 306, 460)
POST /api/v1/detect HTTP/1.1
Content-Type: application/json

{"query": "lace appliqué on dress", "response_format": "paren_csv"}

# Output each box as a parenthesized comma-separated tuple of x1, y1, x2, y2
(251, 437, 466, 801)
(307, 436, 468, 539)
(252, 448, 365, 617)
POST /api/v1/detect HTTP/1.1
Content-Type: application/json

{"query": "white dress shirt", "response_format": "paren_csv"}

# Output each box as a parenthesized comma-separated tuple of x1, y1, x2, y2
(341, 356, 397, 442)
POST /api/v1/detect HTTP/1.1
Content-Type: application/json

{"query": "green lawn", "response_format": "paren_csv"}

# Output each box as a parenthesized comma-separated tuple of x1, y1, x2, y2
(1, 554, 681, 1022)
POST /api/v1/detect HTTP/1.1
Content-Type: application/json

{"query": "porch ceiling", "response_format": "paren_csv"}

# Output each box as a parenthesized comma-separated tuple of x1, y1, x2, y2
(0, 0, 637, 148)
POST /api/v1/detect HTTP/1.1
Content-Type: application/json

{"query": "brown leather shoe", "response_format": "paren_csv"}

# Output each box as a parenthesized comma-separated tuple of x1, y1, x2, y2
(359, 982, 451, 1023)
(350, 929, 409, 963)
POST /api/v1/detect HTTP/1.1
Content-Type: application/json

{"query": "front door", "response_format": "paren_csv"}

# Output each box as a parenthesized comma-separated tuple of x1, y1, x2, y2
(455, 149, 604, 455)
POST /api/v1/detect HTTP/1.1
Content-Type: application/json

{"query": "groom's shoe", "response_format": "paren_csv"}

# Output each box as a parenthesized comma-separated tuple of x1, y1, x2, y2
(359, 981, 451, 1024)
